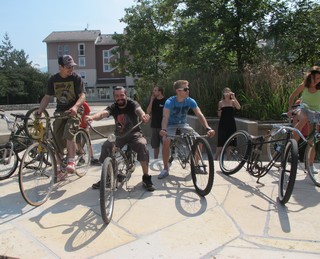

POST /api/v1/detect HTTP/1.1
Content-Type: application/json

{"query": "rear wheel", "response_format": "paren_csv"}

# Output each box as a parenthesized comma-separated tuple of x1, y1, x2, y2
(278, 139, 298, 205)
(190, 137, 214, 196)
(74, 129, 90, 177)
(304, 139, 320, 187)
(100, 157, 115, 224)
(219, 130, 250, 175)
(19, 142, 56, 206)
(0, 146, 18, 180)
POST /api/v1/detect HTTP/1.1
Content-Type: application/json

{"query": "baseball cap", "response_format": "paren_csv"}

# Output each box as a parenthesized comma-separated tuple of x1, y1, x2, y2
(58, 55, 77, 67)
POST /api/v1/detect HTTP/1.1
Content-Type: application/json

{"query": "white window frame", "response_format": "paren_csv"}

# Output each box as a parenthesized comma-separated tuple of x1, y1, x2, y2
(103, 47, 118, 72)
(78, 43, 85, 56)
(78, 57, 86, 67)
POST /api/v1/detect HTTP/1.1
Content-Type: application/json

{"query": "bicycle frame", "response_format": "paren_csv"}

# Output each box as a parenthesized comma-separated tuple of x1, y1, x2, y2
(244, 126, 306, 183)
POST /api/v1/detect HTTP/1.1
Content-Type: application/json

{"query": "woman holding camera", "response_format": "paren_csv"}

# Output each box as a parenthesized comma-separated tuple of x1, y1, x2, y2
(214, 87, 241, 160)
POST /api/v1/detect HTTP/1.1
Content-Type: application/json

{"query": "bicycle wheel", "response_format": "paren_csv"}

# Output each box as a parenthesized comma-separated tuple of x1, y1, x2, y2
(100, 157, 115, 224)
(304, 139, 320, 187)
(266, 128, 288, 165)
(0, 145, 18, 180)
(219, 130, 251, 175)
(190, 137, 214, 196)
(74, 129, 90, 177)
(24, 108, 50, 140)
(19, 142, 56, 206)
(278, 139, 298, 205)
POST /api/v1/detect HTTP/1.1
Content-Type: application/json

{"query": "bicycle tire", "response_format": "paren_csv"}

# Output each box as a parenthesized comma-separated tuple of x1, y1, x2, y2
(74, 129, 90, 177)
(219, 130, 251, 175)
(190, 137, 214, 196)
(304, 139, 320, 187)
(100, 157, 115, 224)
(24, 108, 50, 140)
(278, 139, 298, 205)
(19, 142, 56, 206)
(0, 147, 18, 180)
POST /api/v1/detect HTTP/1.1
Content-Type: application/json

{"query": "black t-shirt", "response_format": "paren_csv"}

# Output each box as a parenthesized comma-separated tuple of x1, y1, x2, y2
(47, 72, 84, 112)
(106, 98, 142, 136)
(151, 97, 166, 128)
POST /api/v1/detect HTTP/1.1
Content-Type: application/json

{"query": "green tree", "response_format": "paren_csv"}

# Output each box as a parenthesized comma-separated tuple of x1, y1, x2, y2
(0, 33, 48, 104)
(266, 0, 320, 66)
(113, 0, 174, 83)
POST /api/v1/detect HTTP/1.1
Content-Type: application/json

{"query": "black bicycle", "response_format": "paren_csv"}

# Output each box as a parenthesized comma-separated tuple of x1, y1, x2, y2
(89, 122, 140, 224)
(219, 128, 301, 205)
(0, 110, 33, 180)
(167, 128, 214, 196)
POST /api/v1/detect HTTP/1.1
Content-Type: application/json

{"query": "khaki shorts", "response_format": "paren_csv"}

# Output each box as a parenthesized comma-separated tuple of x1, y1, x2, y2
(53, 111, 81, 153)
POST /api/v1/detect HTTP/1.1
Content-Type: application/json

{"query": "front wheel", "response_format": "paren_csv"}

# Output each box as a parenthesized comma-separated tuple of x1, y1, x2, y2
(190, 137, 214, 196)
(304, 139, 320, 187)
(74, 129, 91, 177)
(219, 130, 251, 175)
(0, 146, 18, 180)
(100, 157, 115, 224)
(278, 139, 298, 205)
(19, 142, 56, 206)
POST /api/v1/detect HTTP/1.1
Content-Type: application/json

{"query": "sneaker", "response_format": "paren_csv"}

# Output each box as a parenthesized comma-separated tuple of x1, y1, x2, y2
(195, 167, 207, 175)
(66, 161, 76, 173)
(92, 181, 100, 189)
(158, 169, 169, 179)
(142, 175, 155, 191)
(77, 157, 85, 166)
(90, 158, 101, 166)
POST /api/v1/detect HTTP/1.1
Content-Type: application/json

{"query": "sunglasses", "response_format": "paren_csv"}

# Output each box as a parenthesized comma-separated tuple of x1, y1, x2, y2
(178, 87, 190, 92)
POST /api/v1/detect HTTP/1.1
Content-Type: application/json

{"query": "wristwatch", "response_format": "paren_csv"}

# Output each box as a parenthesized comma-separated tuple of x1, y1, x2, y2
(206, 127, 212, 132)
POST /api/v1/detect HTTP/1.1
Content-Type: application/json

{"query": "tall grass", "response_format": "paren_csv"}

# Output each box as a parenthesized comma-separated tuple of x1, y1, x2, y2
(136, 62, 304, 121)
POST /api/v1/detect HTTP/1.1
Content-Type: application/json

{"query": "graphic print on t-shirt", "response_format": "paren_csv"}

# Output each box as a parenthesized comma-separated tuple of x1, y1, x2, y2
(54, 81, 76, 105)
(115, 113, 133, 134)
(172, 104, 189, 123)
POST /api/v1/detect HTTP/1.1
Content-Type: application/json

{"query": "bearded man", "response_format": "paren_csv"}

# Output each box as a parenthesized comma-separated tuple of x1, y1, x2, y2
(85, 86, 155, 191)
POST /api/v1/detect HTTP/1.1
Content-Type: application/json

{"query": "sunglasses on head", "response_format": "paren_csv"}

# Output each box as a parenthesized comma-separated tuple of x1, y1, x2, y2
(178, 87, 190, 92)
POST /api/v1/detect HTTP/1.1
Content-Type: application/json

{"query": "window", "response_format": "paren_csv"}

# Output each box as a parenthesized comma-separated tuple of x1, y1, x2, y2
(57, 45, 69, 56)
(58, 45, 63, 57)
(78, 57, 85, 67)
(78, 43, 85, 56)
(64, 45, 69, 55)
(103, 47, 118, 72)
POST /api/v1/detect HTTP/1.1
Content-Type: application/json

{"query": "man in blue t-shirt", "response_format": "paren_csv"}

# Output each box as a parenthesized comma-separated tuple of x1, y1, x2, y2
(158, 80, 215, 179)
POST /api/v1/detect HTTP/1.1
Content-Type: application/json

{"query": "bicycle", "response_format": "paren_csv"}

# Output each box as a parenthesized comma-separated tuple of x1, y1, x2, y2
(18, 107, 91, 206)
(0, 109, 33, 180)
(266, 110, 320, 187)
(167, 128, 214, 197)
(219, 128, 301, 205)
(88, 121, 139, 224)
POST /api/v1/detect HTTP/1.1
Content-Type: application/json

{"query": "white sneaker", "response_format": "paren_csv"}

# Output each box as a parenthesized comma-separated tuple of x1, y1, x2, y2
(158, 169, 169, 179)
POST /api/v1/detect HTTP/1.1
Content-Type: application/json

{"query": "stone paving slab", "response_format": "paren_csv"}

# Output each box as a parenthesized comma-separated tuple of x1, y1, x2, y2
(0, 139, 320, 259)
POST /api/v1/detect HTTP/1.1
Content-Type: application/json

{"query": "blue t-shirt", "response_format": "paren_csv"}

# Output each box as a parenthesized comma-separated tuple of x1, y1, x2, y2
(164, 96, 197, 125)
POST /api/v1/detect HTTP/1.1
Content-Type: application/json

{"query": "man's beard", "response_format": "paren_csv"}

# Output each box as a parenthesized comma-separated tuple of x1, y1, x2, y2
(116, 99, 127, 107)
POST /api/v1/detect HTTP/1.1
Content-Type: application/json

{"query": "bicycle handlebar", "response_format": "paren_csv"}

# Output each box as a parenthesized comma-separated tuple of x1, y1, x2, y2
(271, 124, 307, 142)
(88, 120, 143, 140)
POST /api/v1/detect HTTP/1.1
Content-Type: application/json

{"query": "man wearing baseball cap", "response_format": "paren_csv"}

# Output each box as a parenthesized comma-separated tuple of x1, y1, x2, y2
(37, 54, 86, 181)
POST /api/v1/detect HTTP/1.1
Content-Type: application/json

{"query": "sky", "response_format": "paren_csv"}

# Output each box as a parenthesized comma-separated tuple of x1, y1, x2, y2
(0, 0, 136, 69)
